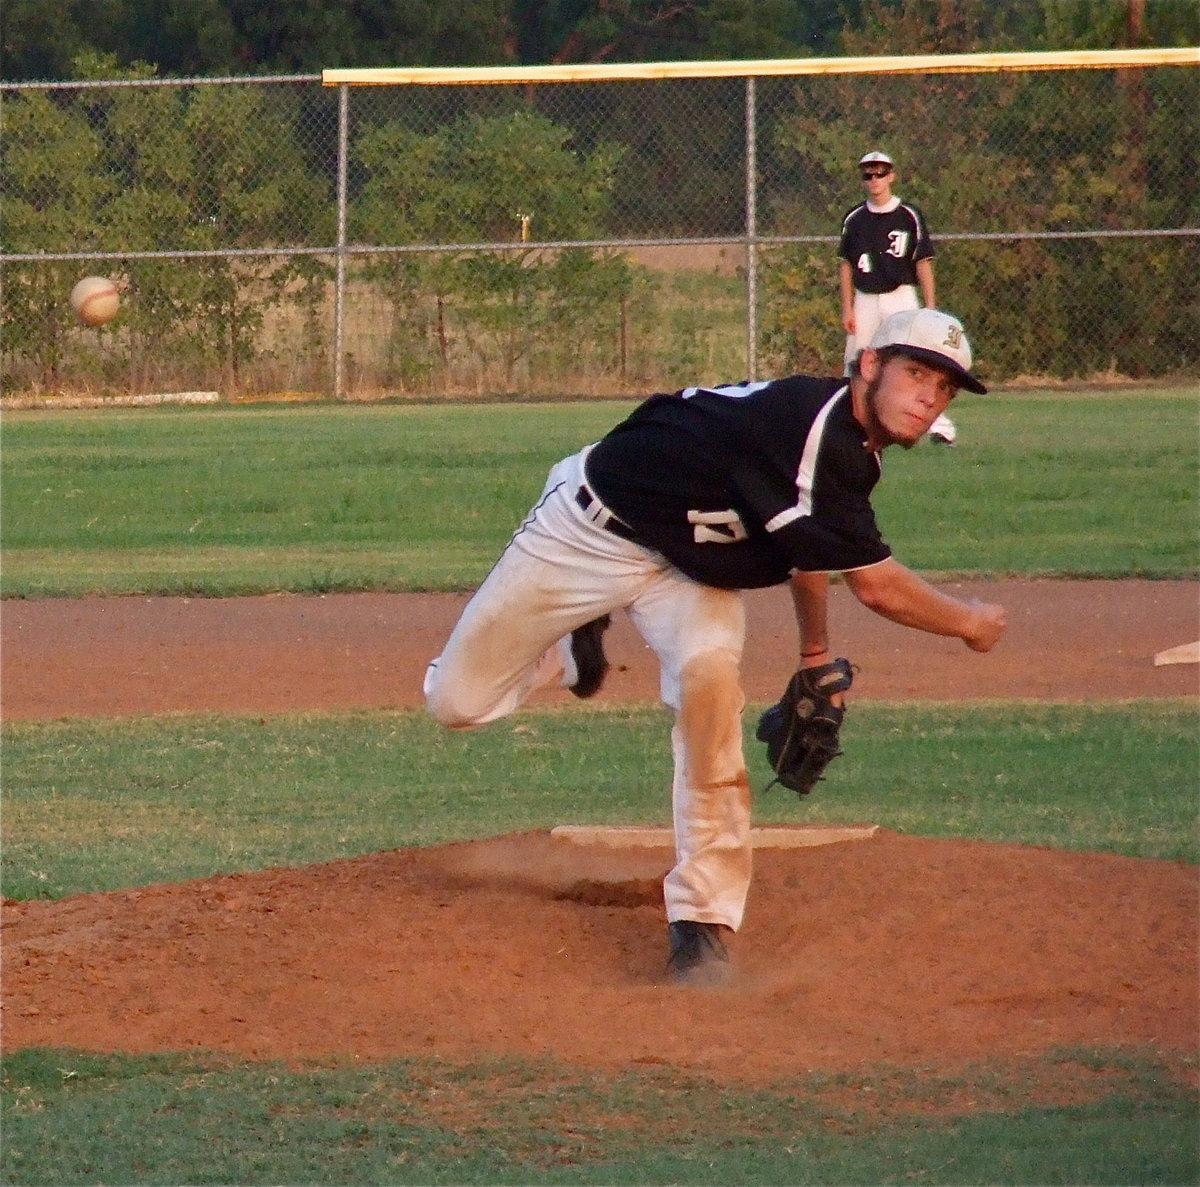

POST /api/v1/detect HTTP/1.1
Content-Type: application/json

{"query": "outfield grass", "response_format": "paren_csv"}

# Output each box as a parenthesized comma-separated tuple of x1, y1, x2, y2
(2, 387, 1196, 597)
(3, 1046, 1195, 1186)
(2, 701, 1194, 901)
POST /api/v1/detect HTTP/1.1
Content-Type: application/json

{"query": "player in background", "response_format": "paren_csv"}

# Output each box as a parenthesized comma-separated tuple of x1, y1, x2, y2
(839, 150, 957, 446)
(424, 309, 1004, 986)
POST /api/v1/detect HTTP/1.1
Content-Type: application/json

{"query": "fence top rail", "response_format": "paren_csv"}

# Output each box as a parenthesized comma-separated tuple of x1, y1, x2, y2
(2, 50, 1192, 92)
(322, 47, 1199, 87)
(1, 73, 320, 92)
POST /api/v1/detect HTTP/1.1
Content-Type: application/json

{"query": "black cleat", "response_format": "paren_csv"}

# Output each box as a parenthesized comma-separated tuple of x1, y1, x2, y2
(568, 614, 611, 699)
(667, 920, 732, 987)
(929, 432, 955, 447)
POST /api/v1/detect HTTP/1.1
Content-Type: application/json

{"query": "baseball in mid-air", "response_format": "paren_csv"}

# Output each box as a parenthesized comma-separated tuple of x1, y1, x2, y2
(70, 276, 120, 327)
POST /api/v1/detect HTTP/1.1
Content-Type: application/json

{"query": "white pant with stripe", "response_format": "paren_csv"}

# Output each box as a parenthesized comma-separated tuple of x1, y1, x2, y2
(424, 447, 753, 931)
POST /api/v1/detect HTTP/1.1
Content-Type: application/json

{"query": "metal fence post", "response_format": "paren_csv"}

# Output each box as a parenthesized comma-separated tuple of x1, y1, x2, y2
(333, 83, 349, 400)
(744, 75, 758, 382)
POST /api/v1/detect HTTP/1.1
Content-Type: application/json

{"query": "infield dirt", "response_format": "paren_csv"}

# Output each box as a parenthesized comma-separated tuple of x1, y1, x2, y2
(2, 579, 1197, 1086)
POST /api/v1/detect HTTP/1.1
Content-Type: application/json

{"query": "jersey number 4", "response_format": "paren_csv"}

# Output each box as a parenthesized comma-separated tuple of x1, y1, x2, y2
(688, 508, 748, 544)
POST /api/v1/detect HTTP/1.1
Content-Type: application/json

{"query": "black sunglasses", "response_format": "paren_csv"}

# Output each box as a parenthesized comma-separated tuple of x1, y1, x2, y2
(861, 168, 892, 179)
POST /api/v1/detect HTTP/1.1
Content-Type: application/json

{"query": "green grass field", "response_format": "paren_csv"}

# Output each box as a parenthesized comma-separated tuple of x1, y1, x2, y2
(1, 387, 1196, 596)
(2, 391, 1197, 1184)
(3, 1046, 1194, 1186)
(2, 701, 1196, 901)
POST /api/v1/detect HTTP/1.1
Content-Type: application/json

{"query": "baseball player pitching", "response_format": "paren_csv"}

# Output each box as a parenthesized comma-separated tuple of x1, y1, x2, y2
(840, 150, 957, 446)
(425, 308, 1005, 986)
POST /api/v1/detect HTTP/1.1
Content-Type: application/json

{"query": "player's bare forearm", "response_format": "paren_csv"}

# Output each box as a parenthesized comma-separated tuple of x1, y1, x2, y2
(916, 258, 936, 308)
(838, 262, 856, 332)
(788, 571, 832, 663)
(844, 558, 1006, 652)
(787, 571, 849, 707)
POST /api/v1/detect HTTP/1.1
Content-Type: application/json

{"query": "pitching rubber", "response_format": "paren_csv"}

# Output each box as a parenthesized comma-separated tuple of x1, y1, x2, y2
(551, 824, 879, 849)
(1153, 641, 1200, 666)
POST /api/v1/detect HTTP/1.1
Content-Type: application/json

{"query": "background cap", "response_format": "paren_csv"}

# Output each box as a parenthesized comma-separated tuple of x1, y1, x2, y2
(869, 309, 987, 393)
(859, 150, 894, 168)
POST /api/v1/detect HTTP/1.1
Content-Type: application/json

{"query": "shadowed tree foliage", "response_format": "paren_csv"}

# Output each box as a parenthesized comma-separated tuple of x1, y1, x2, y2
(8, 1, 1192, 83)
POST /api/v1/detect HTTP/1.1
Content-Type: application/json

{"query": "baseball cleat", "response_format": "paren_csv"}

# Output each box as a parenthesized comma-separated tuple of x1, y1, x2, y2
(568, 614, 611, 698)
(929, 432, 955, 447)
(667, 920, 732, 987)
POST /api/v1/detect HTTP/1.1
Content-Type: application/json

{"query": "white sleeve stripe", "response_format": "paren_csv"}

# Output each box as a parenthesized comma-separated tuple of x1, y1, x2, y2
(839, 554, 892, 573)
(765, 506, 802, 531)
(764, 387, 847, 533)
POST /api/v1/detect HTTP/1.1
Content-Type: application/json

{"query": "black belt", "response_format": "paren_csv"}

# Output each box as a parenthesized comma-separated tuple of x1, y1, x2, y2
(575, 483, 640, 542)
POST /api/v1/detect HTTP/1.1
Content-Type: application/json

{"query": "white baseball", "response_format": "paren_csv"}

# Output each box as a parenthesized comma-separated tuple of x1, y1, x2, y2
(70, 276, 120, 327)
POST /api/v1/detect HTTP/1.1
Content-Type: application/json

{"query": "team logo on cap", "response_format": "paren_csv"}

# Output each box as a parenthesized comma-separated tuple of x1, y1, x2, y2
(942, 325, 963, 349)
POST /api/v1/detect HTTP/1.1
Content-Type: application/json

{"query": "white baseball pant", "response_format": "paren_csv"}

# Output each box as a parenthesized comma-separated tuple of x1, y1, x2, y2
(424, 447, 754, 930)
(844, 284, 921, 370)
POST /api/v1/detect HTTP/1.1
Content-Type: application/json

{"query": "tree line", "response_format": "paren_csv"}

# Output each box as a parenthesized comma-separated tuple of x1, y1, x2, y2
(3, 0, 1196, 82)
(4, 46, 1195, 391)
(2, 0, 1196, 394)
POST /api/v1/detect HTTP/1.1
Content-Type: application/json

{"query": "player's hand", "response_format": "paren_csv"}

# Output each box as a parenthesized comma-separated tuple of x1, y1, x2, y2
(842, 311, 856, 334)
(963, 601, 1006, 652)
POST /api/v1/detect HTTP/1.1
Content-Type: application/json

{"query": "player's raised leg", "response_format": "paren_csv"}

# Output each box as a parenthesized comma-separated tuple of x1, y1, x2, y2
(424, 450, 649, 727)
(423, 543, 579, 727)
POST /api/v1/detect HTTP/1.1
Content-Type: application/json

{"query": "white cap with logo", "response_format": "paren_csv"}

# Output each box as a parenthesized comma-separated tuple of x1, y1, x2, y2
(859, 150, 894, 168)
(869, 309, 987, 393)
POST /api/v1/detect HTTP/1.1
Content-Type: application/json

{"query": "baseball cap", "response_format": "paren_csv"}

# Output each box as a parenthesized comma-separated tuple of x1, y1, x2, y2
(859, 150, 894, 168)
(870, 309, 987, 394)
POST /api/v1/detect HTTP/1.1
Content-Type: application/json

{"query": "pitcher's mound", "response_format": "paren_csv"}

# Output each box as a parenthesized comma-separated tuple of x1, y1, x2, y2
(3, 830, 1195, 1084)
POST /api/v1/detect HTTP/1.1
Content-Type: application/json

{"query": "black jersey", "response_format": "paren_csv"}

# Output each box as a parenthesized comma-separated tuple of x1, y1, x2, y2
(838, 199, 934, 294)
(583, 377, 891, 590)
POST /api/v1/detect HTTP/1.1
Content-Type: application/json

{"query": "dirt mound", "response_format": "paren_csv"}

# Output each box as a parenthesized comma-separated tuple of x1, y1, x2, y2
(4, 830, 1195, 1082)
(2, 580, 1196, 1080)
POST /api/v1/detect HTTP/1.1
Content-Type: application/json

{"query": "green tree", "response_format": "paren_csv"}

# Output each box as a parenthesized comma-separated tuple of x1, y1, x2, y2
(168, 83, 332, 388)
(353, 107, 630, 391)
(1, 52, 333, 393)
(759, 0, 1199, 379)
(4, 0, 1196, 81)
(846, 0, 1198, 53)
(1, 0, 510, 79)
(508, 0, 845, 64)
(0, 57, 128, 384)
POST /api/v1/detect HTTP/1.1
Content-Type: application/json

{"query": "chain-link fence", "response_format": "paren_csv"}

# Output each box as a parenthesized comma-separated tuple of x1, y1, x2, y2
(2, 54, 1197, 400)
